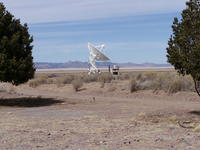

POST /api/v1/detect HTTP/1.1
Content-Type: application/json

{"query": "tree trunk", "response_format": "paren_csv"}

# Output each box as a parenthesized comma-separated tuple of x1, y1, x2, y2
(192, 77, 200, 97)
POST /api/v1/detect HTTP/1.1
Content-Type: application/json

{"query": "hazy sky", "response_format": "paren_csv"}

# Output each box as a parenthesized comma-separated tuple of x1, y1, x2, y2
(1, 0, 187, 63)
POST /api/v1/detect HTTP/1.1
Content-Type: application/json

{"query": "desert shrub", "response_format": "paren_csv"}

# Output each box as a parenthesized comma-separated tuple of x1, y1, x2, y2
(0, 83, 15, 93)
(126, 72, 194, 94)
(167, 79, 182, 94)
(129, 78, 140, 93)
(108, 86, 117, 92)
(119, 73, 130, 80)
(148, 72, 176, 92)
(144, 72, 157, 81)
(46, 78, 56, 84)
(28, 75, 49, 88)
(67, 73, 114, 84)
(8, 86, 16, 94)
(97, 73, 113, 89)
(151, 73, 168, 92)
(100, 82, 105, 88)
(47, 73, 58, 78)
(82, 74, 99, 83)
(56, 75, 75, 86)
(0, 86, 6, 92)
(98, 73, 114, 83)
(72, 80, 83, 91)
(136, 73, 143, 81)
(180, 76, 194, 91)
(167, 76, 194, 94)
(152, 77, 163, 92)
(139, 80, 154, 90)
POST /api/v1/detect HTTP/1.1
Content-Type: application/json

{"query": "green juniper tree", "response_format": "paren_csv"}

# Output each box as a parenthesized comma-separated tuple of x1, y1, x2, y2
(0, 3, 35, 85)
(167, 0, 200, 96)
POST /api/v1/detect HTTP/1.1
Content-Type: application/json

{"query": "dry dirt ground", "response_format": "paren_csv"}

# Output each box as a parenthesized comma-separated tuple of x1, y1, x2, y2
(1, 82, 200, 150)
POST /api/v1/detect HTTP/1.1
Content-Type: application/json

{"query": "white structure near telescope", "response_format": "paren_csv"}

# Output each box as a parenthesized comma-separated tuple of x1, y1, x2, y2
(88, 42, 110, 74)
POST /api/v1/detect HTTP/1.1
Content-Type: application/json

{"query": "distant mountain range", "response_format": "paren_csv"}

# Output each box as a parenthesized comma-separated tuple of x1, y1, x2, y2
(35, 61, 171, 69)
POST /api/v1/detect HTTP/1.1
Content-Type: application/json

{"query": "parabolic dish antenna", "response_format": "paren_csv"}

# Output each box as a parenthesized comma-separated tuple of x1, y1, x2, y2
(88, 43, 110, 74)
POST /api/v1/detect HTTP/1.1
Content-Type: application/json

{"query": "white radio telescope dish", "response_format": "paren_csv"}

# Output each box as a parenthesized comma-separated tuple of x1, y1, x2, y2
(88, 43, 110, 74)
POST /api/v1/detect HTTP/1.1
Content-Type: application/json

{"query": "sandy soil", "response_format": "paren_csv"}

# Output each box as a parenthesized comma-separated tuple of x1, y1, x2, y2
(1, 82, 200, 150)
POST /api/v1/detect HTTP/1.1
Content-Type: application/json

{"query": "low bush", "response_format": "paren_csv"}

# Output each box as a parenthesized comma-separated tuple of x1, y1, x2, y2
(56, 75, 75, 86)
(167, 76, 194, 94)
(28, 75, 49, 88)
(98, 73, 114, 83)
(167, 79, 182, 94)
(28, 71, 194, 94)
(72, 80, 83, 91)
(129, 78, 140, 93)
(119, 73, 130, 80)
(82, 74, 99, 83)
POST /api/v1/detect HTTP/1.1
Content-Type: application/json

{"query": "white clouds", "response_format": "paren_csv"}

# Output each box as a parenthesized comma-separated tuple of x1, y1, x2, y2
(1, 0, 187, 23)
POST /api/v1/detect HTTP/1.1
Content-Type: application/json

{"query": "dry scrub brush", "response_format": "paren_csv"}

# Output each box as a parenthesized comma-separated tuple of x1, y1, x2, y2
(129, 78, 140, 93)
(28, 73, 114, 88)
(72, 80, 83, 91)
(28, 75, 49, 88)
(128, 72, 194, 94)
(56, 75, 75, 87)
(28, 71, 194, 94)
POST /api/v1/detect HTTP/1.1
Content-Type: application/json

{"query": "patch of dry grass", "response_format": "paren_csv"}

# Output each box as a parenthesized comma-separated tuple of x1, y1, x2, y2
(56, 75, 75, 87)
(29, 71, 194, 94)
(129, 78, 140, 93)
(28, 75, 49, 88)
(72, 80, 83, 92)
(126, 72, 194, 94)
(108, 85, 117, 92)
(194, 125, 200, 132)
(98, 73, 113, 83)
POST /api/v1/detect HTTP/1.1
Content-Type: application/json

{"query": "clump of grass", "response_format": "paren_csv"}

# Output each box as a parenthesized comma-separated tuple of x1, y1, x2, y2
(28, 71, 194, 94)
(144, 72, 157, 81)
(82, 74, 99, 83)
(129, 78, 139, 93)
(167, 79, 182, 94)
(98, 73, 113, 83)
(0, 86, 7, 92)
(168, 115, 177, 122)
(72, 80, 83, 92)
(136, 73, 144, 81)
(56, 75, 75, 87)
(108, 86, 117, 92)
(137, 112, 146, 119)
(194, 125, 200, 132)
(0, 83, 15, 93)
(28, 75, 49, 88)
(100, 82, 105, 88)
(8, 86, 16, 94)
(119, 73, 130, 80)
(167, 76, 194, 94)
(151, 73, 168, 92)
(127, 72, 194, 94)
(97, 73, 114, 88)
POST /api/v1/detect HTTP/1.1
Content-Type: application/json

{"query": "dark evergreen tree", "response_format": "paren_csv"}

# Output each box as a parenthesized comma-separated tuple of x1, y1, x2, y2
(0, 3, 35, 85)
(167, 0, 200, 96)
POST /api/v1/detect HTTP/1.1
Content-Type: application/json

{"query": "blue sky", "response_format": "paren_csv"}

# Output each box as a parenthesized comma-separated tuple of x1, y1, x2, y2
(1, 0, 187, 63)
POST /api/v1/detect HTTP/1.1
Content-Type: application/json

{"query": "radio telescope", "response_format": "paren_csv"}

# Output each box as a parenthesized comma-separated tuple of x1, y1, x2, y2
(88, 43, 110, 74)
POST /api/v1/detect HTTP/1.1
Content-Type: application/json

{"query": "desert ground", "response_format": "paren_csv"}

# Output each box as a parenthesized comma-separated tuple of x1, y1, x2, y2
(1, 68, 200, 150)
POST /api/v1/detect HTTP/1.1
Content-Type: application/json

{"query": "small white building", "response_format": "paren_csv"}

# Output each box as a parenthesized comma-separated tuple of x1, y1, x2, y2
(112, 65, 120, 75)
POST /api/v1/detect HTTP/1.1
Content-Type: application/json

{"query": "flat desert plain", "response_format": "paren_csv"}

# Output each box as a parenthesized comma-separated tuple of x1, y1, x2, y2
(0, 68, 200, 150)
